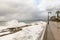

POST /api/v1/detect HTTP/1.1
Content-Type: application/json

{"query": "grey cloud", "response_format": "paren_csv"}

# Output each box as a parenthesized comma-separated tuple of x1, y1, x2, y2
(1, 0, 60, 21)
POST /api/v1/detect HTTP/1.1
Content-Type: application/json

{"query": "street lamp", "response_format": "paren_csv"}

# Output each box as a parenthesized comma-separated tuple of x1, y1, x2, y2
(48, 12, 51, 24)
(46, 8, 52, 24)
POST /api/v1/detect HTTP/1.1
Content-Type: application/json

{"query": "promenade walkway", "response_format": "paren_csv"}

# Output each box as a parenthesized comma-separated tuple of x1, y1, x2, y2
(44, 21, 60, 40)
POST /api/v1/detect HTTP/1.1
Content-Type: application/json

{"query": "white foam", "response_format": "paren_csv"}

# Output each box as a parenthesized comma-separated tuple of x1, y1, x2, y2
(0, 20, 47, 40)
(7, 20, 27, 27)
(0, 20, 27, 30)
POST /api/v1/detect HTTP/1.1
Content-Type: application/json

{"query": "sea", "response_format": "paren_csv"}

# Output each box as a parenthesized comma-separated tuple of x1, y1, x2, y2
(0, 19, 47, 26)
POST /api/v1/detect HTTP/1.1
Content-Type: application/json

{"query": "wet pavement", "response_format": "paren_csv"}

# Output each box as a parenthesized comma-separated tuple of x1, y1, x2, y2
(44, 21, 60, 40)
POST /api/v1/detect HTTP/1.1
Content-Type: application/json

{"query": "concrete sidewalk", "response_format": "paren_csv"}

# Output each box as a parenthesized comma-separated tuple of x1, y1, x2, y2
(45, 21, 60, 40)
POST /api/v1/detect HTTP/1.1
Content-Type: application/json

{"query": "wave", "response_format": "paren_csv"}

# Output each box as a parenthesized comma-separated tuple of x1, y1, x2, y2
(0, 20, 47, 40)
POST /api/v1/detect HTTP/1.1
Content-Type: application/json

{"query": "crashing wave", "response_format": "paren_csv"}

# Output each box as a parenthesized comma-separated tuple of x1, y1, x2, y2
(0, 20, 47, 40)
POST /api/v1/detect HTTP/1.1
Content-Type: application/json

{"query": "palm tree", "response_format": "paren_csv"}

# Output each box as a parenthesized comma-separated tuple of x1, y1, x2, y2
(56, 10, 60, 22)
(56, 10, 60, 18)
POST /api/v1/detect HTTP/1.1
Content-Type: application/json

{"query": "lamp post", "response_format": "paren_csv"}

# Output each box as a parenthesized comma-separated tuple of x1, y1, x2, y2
(48, 12, 51, 24)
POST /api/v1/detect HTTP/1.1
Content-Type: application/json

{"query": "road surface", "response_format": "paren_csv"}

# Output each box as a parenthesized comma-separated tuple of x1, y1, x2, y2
(44, 21, 60, 40)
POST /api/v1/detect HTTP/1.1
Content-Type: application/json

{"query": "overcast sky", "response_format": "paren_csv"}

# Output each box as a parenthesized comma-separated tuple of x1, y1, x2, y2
(0, 0, 60, 21)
